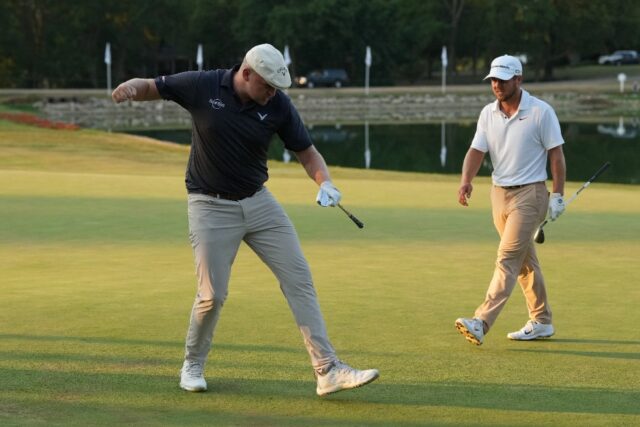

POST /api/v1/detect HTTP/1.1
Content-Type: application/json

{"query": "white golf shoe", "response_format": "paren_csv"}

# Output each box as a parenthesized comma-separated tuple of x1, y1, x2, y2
(180, 360, 207, 392)
(316, 361, 379, 396)
(507, 320, 555, 340)
(455, 317, 484, 345)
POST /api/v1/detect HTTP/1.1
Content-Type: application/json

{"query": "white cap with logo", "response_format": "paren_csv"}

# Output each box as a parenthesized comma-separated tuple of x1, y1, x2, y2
(483, 55, 523, 81)
(245, 43, 292, 90)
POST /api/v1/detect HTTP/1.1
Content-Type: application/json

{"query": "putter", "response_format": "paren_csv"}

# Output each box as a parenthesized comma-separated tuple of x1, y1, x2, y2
(533, 161, 611, 244)
(337, 203, 364, 229)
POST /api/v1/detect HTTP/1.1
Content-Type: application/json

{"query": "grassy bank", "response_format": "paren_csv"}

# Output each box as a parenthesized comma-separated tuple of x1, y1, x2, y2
(1, 122, 639, 426)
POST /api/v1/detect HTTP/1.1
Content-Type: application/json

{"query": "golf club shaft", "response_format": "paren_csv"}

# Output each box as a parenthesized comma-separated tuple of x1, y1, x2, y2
(565, 161, 611, 205)
(534, 161, 610, 242)
(337, 203, 364, 229)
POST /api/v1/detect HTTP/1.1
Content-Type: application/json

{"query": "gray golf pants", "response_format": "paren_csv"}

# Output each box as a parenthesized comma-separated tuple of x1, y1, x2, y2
(184, 187, 337, 373)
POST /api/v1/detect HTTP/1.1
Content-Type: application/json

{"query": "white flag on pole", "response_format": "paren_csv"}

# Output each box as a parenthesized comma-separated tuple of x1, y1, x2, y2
(283, 45, 292, 67)
(441, 46, 448, 68)
(104, 42, 111, 65)
(364, 46, 372, 95)
(196, 44, 203, 70)
(196, 44, 203, 64)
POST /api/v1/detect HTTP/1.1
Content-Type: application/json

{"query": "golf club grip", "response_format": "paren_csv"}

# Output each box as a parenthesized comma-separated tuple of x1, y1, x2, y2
(588, 161, 611, 183)
(348, 213, 364, 228)
(337, 204, 364, 229)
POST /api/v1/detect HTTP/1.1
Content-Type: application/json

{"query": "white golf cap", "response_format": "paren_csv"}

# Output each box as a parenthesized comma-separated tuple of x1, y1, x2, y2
(245, 43, 291, 89)
(483, 55, 523, 81)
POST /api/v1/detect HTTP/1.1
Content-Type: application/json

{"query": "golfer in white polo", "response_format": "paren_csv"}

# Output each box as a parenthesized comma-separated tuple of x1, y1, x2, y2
(455, 55, 567, 345)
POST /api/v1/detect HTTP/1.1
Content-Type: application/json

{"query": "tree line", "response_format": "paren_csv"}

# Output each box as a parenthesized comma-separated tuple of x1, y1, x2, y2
(1, 0, 639, 88)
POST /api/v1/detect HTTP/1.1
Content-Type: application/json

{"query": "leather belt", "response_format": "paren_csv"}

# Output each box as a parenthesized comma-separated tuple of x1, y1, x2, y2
(500, 184, 527, 189)
(498, 181, 543, 190)
(204, 187, 261, 201)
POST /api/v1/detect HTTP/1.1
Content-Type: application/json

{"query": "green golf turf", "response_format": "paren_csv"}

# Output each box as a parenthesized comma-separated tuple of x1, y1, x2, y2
(1, 122, 639, 426)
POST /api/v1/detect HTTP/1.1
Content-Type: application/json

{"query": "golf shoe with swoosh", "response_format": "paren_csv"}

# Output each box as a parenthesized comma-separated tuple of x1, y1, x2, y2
(455, 317, 485, 345)
(180, 360, 207, 392)
(507, 320, 555, 340)
(316, 361, 379, 396)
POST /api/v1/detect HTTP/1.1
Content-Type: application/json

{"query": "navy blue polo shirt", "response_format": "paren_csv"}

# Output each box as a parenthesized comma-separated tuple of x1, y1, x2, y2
(155, 65, 313, 195)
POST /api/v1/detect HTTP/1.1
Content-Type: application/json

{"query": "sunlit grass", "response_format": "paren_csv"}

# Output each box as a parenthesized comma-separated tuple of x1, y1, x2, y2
(1, 122, 639, 426)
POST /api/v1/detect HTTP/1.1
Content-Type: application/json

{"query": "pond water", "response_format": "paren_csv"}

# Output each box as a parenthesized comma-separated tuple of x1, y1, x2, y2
(126, 119, 639, 184)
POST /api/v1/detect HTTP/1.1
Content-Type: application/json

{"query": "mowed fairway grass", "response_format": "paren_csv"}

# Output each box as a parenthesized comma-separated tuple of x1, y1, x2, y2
(1, 121, 639, 426)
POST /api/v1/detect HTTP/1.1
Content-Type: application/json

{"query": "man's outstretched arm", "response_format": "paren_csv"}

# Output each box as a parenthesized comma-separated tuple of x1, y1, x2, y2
(112, 78, 160, 103)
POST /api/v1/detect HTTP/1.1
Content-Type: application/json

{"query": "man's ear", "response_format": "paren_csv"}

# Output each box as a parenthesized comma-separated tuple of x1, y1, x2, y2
(242, 68, 252, 82)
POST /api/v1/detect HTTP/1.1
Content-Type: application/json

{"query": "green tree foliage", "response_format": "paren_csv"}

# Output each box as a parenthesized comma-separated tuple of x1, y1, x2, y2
(0, 0, 639, 88)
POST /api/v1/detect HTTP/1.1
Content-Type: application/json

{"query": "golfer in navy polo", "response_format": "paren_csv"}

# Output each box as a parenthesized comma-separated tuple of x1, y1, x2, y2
(112, 43, 378, 396)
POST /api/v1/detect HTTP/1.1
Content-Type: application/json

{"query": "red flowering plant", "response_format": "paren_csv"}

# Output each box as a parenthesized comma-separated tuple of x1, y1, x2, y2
(0, 112, 79, 130)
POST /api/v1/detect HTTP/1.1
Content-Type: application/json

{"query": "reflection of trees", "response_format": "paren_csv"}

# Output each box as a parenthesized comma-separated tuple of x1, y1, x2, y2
(560, 122, 639, 184)
(302, 123, 477, 175)
(137, 122, 638, 185)
(307, 122, 638, 184)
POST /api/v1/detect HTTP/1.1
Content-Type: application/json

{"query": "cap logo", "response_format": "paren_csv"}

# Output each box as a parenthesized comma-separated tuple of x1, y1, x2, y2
(492, 64, 521, 75)
(276, 66, 287, 77)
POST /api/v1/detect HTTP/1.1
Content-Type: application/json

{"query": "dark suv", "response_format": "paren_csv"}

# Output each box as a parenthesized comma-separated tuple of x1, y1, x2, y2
(296, 69, 349, 88)
(598, 50, 639, 65)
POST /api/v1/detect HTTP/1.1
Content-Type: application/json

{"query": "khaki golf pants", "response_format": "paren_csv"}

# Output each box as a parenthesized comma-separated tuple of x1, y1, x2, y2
(475, 182, 552, 331)
(184, 188, 337, 373)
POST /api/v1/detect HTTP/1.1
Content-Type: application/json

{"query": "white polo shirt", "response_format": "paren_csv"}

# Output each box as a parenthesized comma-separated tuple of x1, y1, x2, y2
(470, 89, 564, 187)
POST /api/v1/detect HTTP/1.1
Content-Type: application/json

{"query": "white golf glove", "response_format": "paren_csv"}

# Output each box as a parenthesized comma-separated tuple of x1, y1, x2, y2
(316, 181, 342, 207)
(548, 193, 565, 221)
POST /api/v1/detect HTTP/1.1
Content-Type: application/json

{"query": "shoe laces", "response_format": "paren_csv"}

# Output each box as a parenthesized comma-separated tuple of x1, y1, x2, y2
(524, 320, 538, 332)
(184, 360, 203, 376)
(316, 360, 351, 377)
(331, 360, 357, 375)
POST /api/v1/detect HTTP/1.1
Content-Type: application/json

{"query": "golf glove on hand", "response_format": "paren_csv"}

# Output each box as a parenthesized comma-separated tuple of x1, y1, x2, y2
(548, 193, 565, 221)
(316, 181, 341, 207)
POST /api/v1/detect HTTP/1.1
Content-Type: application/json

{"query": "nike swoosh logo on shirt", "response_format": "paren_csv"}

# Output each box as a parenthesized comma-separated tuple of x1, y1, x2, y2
(519, 116, 528, 121)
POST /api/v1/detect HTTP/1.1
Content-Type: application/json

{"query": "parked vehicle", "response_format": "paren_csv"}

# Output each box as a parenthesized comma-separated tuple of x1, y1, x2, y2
(598, 50, 639, 65)
(295, 69, 349, 88)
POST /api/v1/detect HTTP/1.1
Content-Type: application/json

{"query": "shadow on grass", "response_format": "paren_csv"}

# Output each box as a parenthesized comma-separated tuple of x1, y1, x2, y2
(316, 382, 640, 415)
(0, 333, 401, 358)
(549, 338, 640, 345)
(508, 348, 640, 360)
(0, 395, 430, 427)
(0, 333, 299, 354)
(1, 366, 638, 416)
(506, 338, 640, 360)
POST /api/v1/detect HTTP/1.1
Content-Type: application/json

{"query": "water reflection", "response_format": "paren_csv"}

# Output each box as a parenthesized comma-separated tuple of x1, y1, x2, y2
(597, 117, 639, 139)
(364, 120, 371, 169)
(127, 120, 639, 184)
(440, 120, 447, 168)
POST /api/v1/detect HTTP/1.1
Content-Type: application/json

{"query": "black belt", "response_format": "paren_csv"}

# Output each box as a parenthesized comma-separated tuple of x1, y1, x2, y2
(498, 181, 542, 190)
(201, 187, 261, 201)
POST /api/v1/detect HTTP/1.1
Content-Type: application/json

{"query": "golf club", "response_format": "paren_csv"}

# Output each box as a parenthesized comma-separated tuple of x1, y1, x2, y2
(533, 161, 611, 244)
(337, 203, 364, 229)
